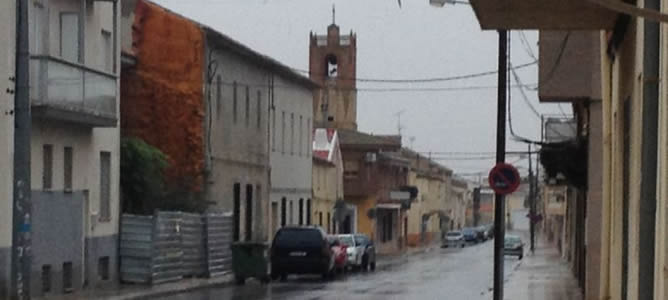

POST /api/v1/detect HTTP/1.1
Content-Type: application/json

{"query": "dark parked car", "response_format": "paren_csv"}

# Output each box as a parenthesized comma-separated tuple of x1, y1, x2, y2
(270, 226, 335, 280)
(461, 228, 478, 243)
(474, 226, 487, 242)
(484, 224, 494, 239)
(504, 234, 524, 259)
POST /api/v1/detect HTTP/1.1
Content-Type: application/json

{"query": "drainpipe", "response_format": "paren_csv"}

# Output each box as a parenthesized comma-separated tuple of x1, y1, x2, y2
(638, 0, 660, 297)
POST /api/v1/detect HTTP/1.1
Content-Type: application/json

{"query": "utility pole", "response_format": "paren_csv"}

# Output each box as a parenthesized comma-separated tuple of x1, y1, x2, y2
(492, 29, 508, 300)
(528, 144, 535, 252)
(535, 149, 540, 239)
(11, 0, 32, 298)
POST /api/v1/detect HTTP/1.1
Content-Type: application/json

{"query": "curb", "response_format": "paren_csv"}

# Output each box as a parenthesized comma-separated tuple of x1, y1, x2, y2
(110, 274, 234, 300)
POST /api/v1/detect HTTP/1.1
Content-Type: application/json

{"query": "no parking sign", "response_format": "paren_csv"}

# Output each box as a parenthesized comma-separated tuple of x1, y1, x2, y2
(488, 163, 520, 195)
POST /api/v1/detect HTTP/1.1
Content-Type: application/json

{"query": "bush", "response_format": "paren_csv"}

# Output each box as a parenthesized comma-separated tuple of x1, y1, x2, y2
(121, 137, 169, 215)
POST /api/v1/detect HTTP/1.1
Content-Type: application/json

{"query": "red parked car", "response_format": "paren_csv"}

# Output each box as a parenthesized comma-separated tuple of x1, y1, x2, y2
(328, 235, 348, 274)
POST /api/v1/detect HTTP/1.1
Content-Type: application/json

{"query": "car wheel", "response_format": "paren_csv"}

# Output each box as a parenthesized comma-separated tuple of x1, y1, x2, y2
(280, 273, 288, 281)
(370, 262, 376, 271)
(235, 275, 246, 285)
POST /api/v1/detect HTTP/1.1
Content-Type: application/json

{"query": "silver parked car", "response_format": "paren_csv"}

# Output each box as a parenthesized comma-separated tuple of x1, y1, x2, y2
(504, 234, 524, 259)
(443, 230, 465, 248)
(337, 234, 377, 271)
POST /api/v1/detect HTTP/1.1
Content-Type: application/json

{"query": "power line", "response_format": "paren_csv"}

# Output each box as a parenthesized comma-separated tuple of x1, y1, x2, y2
(509, 61, 541, 118)
(206, 79, 535, 93)
(417, 150, 536, 155)
(290, 61, 538, 83)
(526, 32, 571, 91)
(506, 38, 544, 145)
(517, 31, 537, 61)
(557, 103, 571, 117)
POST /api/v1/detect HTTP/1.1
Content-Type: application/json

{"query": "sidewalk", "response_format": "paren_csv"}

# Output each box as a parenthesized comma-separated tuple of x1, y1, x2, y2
(34, 274, 234, 300)
(503, 239, 582, 300)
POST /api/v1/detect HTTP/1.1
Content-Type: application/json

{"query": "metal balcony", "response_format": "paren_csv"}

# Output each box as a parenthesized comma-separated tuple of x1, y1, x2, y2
(30, 55, 117, 127)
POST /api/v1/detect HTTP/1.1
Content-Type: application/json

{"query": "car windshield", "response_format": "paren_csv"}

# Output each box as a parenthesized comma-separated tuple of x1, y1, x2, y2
(505, 236, 521, 244)
(447, 232, 461, 236)
(462, 228, 474, 234)
(338, 236, 354, 247)
(274, 229, 322, 247)
(354, 235, 366, 246)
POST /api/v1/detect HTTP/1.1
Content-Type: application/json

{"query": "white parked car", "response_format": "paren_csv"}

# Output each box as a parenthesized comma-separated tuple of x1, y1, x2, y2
(443, 231, 465, 248)
(337, 234, 376, 271)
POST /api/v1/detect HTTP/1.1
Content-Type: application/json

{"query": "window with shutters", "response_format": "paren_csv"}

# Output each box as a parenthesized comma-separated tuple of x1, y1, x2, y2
(257, 91, 262, 130)
(299, 198, 304, 225)
(233, 82, 238, 124)
(102, 30, 112, 73)
(272, 109, 276, 151)
(290, 113, 295, 155)
(245, 86, 250, 127)
(307, 118, 311, 155)
(99, 152, 111, 222)
(281, 111, 286, 154)
(64, 147, 73, 191)
(98, 257, 110, 280)
(216, 76, 222, 119)
(60, 13, 79, 63)
(63, 261, 73, 293)
(43, 144, 53, 190)
(245, 184, 253, 241)
(32, 2, 44, 54)
(42, 265, 51, 293)
(299, 116, 303, 156)
(233, 183, 241, 241)
(281, 197, 287, 227)
(289, 201, 294, 224)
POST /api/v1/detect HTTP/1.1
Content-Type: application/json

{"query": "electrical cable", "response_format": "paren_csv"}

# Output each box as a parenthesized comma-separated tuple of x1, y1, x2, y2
(204, 80, 535, 93)
(507, 37, 572, 145)
(525, 32, 571, 91)
(290, 61, 538, 83)
(509, 61, 541, 118)
(517, 31, 537, 61)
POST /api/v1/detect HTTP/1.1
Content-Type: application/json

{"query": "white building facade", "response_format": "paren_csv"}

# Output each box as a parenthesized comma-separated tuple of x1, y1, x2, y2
(269, 75, 315, 238)
(2, 0, 121, 297)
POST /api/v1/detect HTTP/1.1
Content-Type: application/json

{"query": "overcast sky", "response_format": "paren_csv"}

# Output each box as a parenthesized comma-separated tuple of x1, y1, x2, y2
(154, 0, 569, 178)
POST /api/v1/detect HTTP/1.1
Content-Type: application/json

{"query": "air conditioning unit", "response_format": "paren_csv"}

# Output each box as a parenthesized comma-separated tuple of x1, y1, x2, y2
(364, 152, 377, 163)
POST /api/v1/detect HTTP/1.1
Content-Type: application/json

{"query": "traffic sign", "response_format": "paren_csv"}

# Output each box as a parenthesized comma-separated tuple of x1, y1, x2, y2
(488, 163, 520, 195)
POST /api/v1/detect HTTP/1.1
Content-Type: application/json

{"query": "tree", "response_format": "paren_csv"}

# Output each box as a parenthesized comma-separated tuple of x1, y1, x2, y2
(121, 137, 212, 215)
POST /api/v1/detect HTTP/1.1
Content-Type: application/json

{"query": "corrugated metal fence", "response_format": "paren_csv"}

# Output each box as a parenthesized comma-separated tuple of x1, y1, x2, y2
(205, 213, 233, 277)
(120, 211, 232, 285)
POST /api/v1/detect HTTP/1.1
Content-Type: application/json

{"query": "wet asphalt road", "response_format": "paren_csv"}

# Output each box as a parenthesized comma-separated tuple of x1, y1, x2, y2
(157, 237, 524, 300)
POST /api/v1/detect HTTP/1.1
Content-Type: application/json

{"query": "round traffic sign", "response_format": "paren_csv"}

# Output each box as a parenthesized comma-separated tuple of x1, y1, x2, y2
(488, 163, 520, 195)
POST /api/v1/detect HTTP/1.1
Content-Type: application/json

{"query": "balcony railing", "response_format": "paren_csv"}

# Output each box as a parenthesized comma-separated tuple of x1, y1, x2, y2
(30, 55, 117, 127)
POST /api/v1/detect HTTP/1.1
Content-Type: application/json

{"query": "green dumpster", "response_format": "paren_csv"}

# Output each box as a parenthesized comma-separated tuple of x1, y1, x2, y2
(230, 242, 270, 285)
